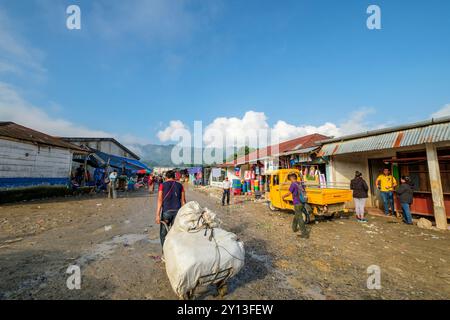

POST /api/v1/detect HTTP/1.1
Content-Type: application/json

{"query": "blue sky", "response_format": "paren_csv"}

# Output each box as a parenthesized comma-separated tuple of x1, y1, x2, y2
(0, 0, 449, 151)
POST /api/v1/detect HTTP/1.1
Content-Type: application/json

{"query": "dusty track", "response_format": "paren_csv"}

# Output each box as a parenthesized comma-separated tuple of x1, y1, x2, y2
(0, 186, 449, 299)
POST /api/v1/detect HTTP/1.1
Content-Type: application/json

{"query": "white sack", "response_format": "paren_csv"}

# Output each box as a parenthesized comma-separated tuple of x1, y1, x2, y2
(172, 201, 221, 233)
(163, 227, 245, 299)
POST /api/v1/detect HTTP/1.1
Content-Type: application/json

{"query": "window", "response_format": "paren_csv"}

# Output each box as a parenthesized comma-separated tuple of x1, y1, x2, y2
(439, 161, 450, 193)
(407, 163, 430, 192)
(397, 149, 450, 194)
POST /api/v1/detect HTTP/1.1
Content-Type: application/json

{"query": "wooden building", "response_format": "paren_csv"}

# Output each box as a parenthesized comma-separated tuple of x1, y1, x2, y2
(0, 122, 86, 190)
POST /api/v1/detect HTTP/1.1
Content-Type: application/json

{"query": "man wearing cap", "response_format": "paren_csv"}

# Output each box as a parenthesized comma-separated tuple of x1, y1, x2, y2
(282, 172, 309, 239)
(222, 177, 232, 206)
(376, 168, 398, 216)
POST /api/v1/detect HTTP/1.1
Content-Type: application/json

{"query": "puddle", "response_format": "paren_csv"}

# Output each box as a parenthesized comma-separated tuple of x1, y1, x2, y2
(76, 234, 150, 266)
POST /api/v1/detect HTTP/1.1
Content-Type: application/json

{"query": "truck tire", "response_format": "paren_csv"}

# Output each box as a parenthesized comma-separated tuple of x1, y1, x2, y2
(268, 201, 279, 211)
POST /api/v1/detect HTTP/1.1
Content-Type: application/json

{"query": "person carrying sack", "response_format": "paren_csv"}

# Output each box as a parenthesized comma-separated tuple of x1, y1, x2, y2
(282, 172, 309, 239)
(156, 170, 186, 248)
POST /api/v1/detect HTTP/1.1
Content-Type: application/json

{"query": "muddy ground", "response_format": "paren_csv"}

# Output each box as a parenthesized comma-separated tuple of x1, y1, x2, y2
(0, 185, 449, 300)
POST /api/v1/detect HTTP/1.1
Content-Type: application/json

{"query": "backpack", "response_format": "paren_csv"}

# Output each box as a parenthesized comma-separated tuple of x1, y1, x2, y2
(297, 182, 308, 204)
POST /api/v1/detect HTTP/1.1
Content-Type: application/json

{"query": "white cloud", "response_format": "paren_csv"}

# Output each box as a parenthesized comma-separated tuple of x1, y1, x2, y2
(272, 121, 340, 142)
(0, 82, 110, 137)
(339, 107, 377, 135)
(431, 104, 450, 118)
(159, 108, 378, 148)
(0, 8, 46, 78)
(0, 82, 148, 156)
(203, 111, 269, 148)
(157, 120, 188, 142)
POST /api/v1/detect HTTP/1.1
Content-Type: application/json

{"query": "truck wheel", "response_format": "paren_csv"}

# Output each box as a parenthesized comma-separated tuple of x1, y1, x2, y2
(268, 202, 279, 211)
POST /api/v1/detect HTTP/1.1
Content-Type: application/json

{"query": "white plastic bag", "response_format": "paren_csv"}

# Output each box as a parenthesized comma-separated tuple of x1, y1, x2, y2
(163, 201, 244, 299)
(164, 227, 245, 299)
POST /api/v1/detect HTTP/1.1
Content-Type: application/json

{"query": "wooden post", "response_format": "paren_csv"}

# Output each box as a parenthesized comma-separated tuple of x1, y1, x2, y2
(425, 143, 448, 230)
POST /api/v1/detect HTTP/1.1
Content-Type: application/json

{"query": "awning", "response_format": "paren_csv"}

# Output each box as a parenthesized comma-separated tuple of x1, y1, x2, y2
(187, 167, 202, 174)
(319, 121, 450, 156)
(91, 149, 151, 172)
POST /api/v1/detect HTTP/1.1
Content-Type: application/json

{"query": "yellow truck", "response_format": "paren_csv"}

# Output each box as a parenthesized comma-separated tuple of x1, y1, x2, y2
(266, 169, 353, 223)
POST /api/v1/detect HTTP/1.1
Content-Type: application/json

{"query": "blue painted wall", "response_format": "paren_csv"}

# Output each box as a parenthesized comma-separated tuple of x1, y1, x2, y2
(0, 177, 70, 190)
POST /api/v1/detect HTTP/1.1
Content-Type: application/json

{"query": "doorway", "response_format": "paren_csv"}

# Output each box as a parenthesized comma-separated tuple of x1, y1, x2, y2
(368, 158, 388, 210)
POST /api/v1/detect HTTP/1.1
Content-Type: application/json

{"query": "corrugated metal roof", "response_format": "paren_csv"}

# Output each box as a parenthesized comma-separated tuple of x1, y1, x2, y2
(62, 137, 140, 160)
(400, 122, 450, 146)
(224, 133, 330, 166)
(0, 122, 86, 152)
(276, 146, 319, 157)
(319, 121, 450, 156)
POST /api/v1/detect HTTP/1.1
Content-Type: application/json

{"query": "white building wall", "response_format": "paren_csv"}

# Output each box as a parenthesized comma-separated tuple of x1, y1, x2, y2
(68, 140, 130, 158)
(328, 149, 397, 208)
(99, 141, 126, 157)
(0, 139, 72, 179)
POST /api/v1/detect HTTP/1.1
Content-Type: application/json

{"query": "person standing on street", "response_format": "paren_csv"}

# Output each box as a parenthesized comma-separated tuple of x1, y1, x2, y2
(107, 170, 118, 199)
(376, 168, 397, 216)
(350, 171, 369, 222)
(148, 174, 155, 193)
(222, 177, 232, 206)
(396, 176, 414, 225)
(156, 170, 186, 248)
(75, 164, 85, 185)
(282, 172, 309, 239)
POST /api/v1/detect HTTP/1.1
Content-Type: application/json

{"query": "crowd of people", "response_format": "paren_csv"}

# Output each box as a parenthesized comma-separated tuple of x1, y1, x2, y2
(71, 164, 166, 199)
(106, 171, 165, 199)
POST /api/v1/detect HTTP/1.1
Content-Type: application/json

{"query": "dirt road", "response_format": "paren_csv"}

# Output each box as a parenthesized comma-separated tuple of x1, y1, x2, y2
(1, 186, 449, 300)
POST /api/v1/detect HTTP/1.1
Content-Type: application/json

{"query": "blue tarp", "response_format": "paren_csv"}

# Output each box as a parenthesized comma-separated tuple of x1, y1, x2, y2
(188, 167, 202, 174)
(93, 150, 151, 173)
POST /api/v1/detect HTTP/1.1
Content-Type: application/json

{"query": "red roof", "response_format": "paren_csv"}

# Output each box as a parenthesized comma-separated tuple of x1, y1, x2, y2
(222, 133, 329, 167)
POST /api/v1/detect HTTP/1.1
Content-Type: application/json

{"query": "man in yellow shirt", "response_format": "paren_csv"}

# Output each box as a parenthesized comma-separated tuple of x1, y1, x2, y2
(376, 168, 397, 216)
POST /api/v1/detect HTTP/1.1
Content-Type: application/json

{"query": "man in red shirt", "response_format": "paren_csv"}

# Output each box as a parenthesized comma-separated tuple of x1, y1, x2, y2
(148, 174, 155, 193)
(155, 170, 186, 247)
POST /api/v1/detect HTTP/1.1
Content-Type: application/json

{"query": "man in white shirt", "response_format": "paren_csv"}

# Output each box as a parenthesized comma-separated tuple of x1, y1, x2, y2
(108, 170, 118, 199)
(222, 177, 232, 206)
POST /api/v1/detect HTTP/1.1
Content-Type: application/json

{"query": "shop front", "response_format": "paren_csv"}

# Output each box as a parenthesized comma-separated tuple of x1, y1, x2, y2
(318, 117, 450, 229)
(383, 148, 450, 218)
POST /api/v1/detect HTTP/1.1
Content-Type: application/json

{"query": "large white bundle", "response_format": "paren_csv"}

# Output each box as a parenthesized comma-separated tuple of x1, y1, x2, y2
(163, 201, 244, 299)
(171, 201, 221, 233)
(164, 228, 245, 299)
